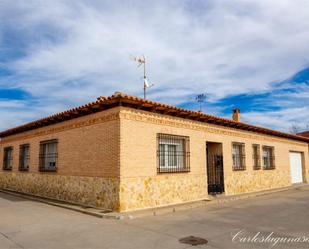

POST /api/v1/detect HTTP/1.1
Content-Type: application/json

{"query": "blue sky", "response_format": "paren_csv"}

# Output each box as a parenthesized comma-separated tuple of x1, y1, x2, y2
(0, 0, 308, 132)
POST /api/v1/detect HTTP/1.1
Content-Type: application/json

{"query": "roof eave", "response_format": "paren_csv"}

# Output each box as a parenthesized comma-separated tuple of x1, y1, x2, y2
(1, 92, 309, 143)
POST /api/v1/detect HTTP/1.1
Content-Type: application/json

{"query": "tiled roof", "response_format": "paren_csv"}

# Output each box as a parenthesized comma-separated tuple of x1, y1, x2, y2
(0, 92, 309, 142)
(297, 131, 309, 138)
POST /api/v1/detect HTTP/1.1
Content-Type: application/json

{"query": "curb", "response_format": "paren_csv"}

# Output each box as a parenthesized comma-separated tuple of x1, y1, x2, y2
(118, 199, 212, 219)
(208, 183, 309, 205)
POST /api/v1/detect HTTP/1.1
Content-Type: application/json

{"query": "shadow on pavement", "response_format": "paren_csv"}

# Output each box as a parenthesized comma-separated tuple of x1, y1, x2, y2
(0, 192, 27, 202)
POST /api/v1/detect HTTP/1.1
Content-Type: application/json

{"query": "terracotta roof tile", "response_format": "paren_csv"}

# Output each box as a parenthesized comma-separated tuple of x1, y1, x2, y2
(297, 131, 309, 138)
(0, 92, 309, 143)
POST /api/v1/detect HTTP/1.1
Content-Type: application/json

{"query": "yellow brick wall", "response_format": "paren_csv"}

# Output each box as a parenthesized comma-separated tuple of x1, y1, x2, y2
(0, 106, 308, 212)
(118, 107, 309, 211)
(0, 108, 121, 210)
(0, 108, 120, 177)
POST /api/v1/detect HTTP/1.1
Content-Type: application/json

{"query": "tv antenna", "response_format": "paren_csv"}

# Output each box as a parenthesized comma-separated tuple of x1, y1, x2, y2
(195, 93, 207, 112)
(130, 55, 154, 99)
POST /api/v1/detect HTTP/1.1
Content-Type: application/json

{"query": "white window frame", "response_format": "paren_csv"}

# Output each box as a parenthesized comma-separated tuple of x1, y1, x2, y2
(157, 134, 190, 173)
(159, 138, 184, 168)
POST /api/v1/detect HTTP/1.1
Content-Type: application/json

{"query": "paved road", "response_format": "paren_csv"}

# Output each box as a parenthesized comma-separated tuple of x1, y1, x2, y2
(0, 186, 309, 249)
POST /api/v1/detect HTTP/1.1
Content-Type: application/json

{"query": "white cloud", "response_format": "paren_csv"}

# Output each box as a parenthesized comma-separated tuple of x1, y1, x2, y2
(0, 0, 309, 131)
(241, 107, 309, 132)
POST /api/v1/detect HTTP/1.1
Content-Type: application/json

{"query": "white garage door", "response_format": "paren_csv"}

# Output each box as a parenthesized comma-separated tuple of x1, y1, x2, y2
(289, 152, 303, 184)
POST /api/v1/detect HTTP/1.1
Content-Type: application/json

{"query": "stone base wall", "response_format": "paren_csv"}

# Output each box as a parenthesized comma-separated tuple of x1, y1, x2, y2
(0, 170, 296, 212)
(224, 170, 291, 195)
(119, 174, 208, 211)
(0, 172, 120, 210)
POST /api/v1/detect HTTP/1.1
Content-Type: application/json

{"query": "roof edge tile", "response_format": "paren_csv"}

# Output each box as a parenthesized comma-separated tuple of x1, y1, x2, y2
(0, 92, 309, 143)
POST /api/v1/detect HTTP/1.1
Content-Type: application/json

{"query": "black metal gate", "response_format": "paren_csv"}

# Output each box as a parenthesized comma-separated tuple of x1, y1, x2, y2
(207, 154, 224, 194)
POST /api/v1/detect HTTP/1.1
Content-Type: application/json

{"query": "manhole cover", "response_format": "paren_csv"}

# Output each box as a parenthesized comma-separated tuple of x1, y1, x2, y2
(179, 236, 208, 246)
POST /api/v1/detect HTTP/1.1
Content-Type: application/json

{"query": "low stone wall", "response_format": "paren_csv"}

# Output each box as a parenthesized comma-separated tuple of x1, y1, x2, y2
(119, 174, 208, 211)
(0, 170, 294, 212)
(0, 172, 120, 210)
(224, 170, 292, 195)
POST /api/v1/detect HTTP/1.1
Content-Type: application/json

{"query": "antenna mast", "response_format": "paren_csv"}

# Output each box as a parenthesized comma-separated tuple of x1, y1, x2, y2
(131, 55, 154, 99)
(196, 93, 207, 112)
(143, 58, 147, 99)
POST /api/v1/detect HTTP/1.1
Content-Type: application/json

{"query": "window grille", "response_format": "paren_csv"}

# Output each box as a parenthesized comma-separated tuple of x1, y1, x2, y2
(19, 144, 30, 171)
(263, 146, 275, 169)
(157, 134, 190, 173)
(39, 140, 58, 172)
(232, 142, 246, 170)
(252, 144, 261, 170)
(3, 147, 13, 170)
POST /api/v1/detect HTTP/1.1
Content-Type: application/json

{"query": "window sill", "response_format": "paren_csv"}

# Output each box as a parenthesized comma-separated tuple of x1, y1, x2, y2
(157, 167, 190, 173)
(232, 167, 246, 171)
(19, 168, 29, 172)
(2, 168, 12, 171)
(39, 168, 57, 172)
(263, 167, 275, 170)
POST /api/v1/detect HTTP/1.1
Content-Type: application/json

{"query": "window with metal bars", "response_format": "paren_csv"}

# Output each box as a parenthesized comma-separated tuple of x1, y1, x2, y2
(3, 146, 13, 170)
(263, 146, 275, 169)
(157, 134, 190, 173)
(39, 139, 58, 172)
(19, 144, 30, 171)
(232, 142, 246, 170)
(252, 144, 261, 170)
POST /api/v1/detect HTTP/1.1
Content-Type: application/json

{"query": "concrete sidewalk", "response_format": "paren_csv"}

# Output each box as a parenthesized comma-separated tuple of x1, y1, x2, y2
(1, 186, 309, 248)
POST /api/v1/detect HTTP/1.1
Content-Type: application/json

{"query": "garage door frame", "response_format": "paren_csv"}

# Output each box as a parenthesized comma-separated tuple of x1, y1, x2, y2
(289, 151, 304, 184)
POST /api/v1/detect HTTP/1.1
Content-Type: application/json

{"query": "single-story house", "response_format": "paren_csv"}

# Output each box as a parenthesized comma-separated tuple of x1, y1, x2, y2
(0, 92, 308, 212)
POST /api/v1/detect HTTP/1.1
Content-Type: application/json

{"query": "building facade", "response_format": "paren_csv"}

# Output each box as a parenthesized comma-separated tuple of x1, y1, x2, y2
(0, 92, 308, 212)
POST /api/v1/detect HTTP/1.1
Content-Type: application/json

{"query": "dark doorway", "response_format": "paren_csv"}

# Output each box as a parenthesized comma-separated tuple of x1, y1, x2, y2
(206, 142, 224, 194)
